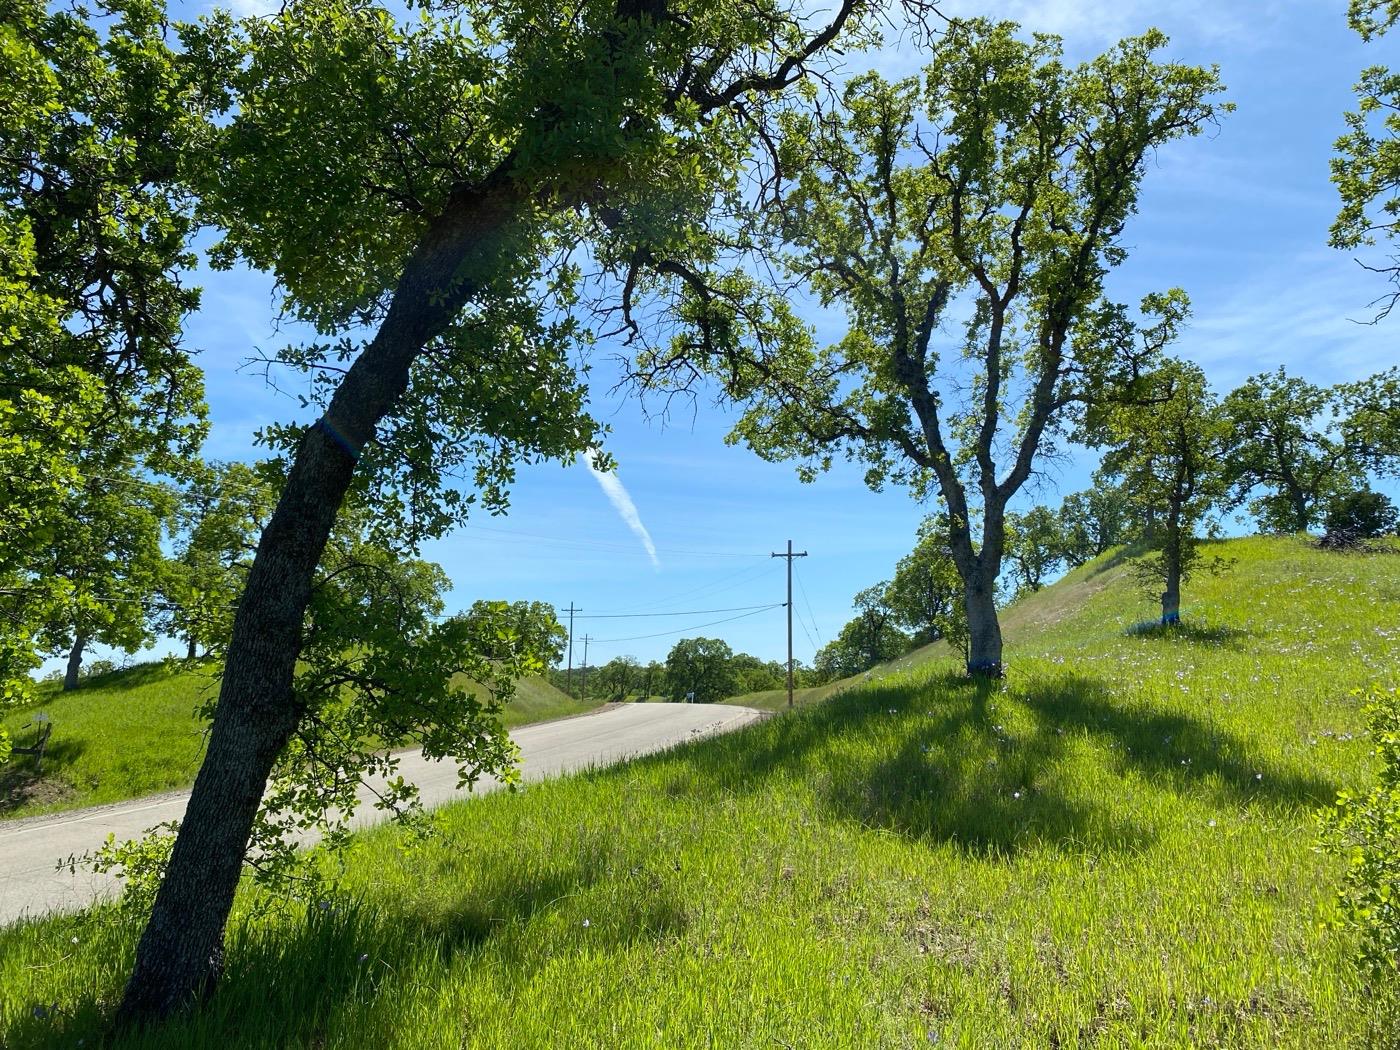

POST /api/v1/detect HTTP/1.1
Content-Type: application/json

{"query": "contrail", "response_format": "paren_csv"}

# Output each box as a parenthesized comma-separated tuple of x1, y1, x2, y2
(585, 451, 660, 568)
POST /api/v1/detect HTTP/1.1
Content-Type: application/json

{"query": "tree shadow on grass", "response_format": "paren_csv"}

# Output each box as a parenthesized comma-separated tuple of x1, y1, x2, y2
(671, 669, 1337, 857)
(13, 854, 688, 1050)
(1124, 619, 1250, 650)
(1020, 676, 1336, 809)
(815, 675, 1156, 856)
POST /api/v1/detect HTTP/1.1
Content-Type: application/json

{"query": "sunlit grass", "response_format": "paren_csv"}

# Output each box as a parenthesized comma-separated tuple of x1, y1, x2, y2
(2, 536, 1397, 1048)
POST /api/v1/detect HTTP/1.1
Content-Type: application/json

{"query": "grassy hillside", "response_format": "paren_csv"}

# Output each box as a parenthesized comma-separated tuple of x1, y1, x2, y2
(2, 535, 1398, 1048)
(1, 665, 599, 820)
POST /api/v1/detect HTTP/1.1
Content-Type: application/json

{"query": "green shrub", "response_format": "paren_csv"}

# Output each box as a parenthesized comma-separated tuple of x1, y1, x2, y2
(1318, 684, 1400, 974)
(1325, 490, 1398, 540)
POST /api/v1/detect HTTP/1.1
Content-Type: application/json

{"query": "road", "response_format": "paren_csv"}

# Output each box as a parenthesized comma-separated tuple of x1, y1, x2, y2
(0, 702, 764, 927)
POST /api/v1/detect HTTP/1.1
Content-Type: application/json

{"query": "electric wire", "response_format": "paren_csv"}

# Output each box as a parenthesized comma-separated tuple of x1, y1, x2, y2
(588, 603, 782, 645)
(794, 563, 824, 647)
(575, 603, 781, 620)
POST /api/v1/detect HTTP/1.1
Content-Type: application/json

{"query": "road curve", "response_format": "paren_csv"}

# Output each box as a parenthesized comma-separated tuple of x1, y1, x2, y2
(0, 702, 764, 927)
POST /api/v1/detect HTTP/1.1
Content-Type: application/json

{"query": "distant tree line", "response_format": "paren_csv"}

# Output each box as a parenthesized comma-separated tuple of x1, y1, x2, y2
(551, 637, 802, 704)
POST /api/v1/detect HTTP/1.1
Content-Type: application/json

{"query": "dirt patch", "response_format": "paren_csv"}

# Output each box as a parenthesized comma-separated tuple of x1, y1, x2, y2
(0, 767, 78, 816)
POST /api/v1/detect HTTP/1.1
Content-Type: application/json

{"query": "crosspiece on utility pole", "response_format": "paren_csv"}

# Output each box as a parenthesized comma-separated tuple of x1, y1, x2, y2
(771, 539, 808, 709)
(565, 602, 580, 697)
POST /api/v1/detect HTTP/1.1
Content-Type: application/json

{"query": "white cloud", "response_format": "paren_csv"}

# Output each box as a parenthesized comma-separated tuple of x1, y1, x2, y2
(585, 452, 661, 569)
(1182, 251, 1397, 389)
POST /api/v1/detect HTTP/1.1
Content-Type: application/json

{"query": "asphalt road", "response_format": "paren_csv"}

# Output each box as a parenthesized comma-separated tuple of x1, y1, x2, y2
(0, 702, 764, 927)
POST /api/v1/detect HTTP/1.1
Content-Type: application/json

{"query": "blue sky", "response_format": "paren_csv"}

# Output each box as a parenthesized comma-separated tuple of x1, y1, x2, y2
(59, 0, 1400, 675)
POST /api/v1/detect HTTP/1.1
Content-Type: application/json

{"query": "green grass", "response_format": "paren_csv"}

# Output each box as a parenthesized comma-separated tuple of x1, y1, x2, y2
(3, 535, 1399, 1048)
(2, 665, 598, 820)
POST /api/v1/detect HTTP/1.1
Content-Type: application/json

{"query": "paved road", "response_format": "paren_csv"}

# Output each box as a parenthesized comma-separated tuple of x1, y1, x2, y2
(0, 702, 764, 926)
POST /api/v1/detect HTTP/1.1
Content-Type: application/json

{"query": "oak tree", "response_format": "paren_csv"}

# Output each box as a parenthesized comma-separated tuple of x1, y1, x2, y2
(685, 20, 1224, 675)
(1096, 360, 1231, 626)
(1055, 472, 1133, 567)
(1004, 504, 1064, 597)
(883, 517, 963, 647)
(663, 636, 736, 703)
(1221, 368, 1363, 534)
(116, 0, 899, 1022)
(2, 0, 214, 712)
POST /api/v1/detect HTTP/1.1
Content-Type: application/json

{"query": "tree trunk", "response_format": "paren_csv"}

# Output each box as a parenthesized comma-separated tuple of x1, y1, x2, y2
(963, 572, 1003, 678)
(63, 633, 87, 691)
(116, 168, 527, 1028)
(1161, 521, 1182, 626)
(185, 636, 197, 662)
(1291, 492, 1310, 534)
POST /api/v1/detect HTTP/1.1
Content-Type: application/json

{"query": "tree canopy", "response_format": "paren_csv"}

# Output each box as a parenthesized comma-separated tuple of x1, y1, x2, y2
(660, 19, 1225, 674)
(1, 0, 215, 718)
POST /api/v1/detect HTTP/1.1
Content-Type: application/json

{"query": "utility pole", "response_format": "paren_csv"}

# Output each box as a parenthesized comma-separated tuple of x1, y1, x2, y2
(565, 602, 580, 696)
(580, 634, 591, 703)
(771, 539, 808, 708)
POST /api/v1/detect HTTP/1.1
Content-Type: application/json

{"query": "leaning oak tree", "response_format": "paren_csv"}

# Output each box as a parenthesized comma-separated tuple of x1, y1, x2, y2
(117, 0, 907, 1024)
(662, 20, 1225, 675)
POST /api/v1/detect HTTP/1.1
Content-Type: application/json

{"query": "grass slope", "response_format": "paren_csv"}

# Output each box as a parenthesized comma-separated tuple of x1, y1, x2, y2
(2, 665, 598, 820)
(3, 536, 1398, 1048)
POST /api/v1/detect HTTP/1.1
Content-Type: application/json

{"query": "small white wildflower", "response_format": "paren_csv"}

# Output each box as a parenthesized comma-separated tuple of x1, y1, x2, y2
(1012, 791, 1022, 800)
(1207, 819, 1217, 828)
(358, 953, 369, 963)
(70, 935, 79, 945)
(582, 918, 591, 928)
(1254, 773, 1262, 781)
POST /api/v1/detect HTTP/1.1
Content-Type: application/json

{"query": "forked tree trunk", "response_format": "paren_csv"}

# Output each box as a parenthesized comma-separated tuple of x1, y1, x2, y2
(963, 572, 1003, 678)
(63, 633, 87, 691)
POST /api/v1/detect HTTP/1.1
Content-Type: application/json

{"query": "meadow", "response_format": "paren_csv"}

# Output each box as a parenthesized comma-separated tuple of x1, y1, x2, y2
(1, 536, 1397, 1048)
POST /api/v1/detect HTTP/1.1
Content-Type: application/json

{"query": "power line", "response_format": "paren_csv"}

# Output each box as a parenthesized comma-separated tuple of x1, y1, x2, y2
(794, 562, 824, 647)
(583, 561, 778, 615)
(575, 603, 779, 620)
(791, 598, 819, 653)
(588, 604, 783, 645)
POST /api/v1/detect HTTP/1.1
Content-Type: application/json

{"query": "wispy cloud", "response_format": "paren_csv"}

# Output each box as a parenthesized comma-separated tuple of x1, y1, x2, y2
(1182, 250, 1396, 389)
(586, 451, 660, 568)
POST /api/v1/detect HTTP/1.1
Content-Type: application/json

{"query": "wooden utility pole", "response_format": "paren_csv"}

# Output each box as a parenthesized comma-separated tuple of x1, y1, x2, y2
(565, 602, 580, 696)
(771, 539, 808, 708)
(580, 634, 591, 702)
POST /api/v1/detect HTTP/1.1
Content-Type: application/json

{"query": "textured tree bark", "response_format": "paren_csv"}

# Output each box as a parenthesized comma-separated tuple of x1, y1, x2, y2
(1161, 517, 1182, 626)
(185, 636, 197, 662)
(116, 171, 524, 1028)
(963, 572, 1003, 678)
(63, 632, 86, 691)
